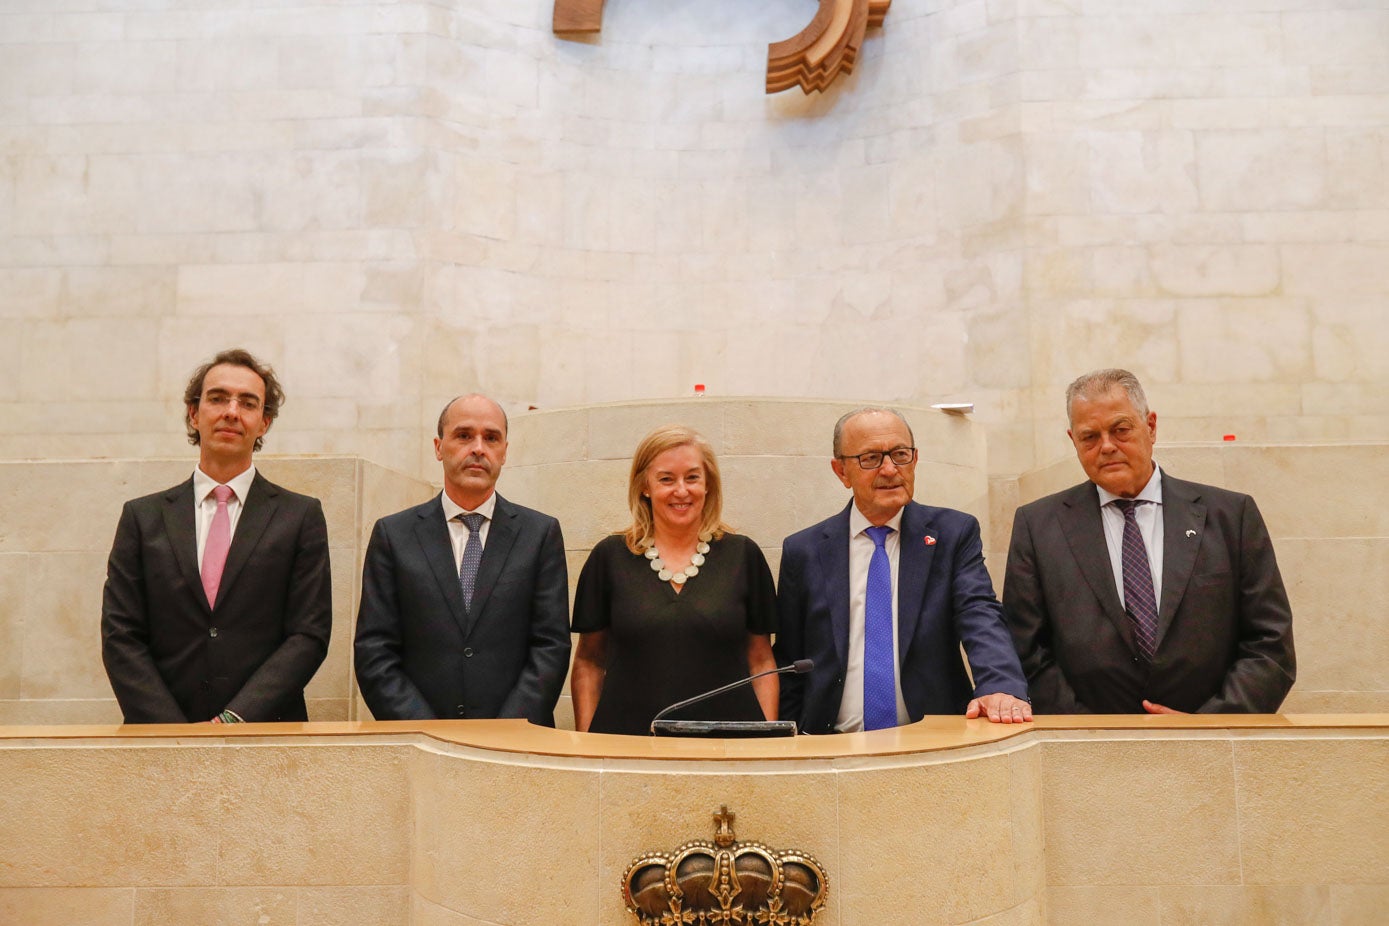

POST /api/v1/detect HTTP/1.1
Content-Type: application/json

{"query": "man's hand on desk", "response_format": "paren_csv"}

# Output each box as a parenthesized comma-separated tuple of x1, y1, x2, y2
(966, 693, 1034, 724)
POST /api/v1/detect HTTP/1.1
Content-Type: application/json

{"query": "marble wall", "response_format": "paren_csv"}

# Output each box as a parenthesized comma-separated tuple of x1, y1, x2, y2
(2, 0, 1386, 482)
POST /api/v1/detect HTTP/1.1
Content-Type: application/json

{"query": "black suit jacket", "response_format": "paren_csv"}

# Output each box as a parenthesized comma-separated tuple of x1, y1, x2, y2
(101, 472, 333, 723)
(774, 501, 1029, 734)
(1003, 473, 1295, 713)
(353, 493, 571, 725)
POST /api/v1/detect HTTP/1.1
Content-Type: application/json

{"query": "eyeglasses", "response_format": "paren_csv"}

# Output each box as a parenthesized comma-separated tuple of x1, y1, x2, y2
(838, 447, 917, 470)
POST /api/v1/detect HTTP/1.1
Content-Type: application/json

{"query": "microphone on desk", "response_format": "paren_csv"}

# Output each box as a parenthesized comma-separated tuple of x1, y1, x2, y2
(649, 660, 814, 738)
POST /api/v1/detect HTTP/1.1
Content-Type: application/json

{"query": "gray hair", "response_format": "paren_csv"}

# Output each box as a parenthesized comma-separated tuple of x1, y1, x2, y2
(1065, 369, 1149, 424)
(832, 407, 915, 456)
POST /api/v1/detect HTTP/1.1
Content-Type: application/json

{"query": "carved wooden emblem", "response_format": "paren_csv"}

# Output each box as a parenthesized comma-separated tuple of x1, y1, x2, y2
(553, 0, 891, 95)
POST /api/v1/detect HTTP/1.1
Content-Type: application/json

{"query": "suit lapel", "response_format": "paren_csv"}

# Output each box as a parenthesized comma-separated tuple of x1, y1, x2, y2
(216, 472, 278, 610)
(816, 505, 853, 672)
(415, 494, 469, 638)
(465, 494, 519, 638)
(1157, 475, 1206, 648)
(159, 478, 207, 613)
(895, 502, 934, 662)
(1058, 485, 1139, 655)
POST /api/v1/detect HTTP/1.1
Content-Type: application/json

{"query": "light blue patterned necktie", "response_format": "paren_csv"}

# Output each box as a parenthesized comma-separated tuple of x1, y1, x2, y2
(863, 525, 897, 730)
(458, 513, 485, 614)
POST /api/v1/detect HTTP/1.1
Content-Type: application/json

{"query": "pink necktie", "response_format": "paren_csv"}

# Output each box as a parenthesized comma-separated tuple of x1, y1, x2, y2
(202, 485, 234, 607)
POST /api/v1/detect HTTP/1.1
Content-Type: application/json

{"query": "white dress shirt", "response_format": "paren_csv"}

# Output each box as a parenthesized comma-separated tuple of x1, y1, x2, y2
(836, 504, 911, 733)
(441, 491, 497, 571)
(192, 464, 257, 570)
(1096, 464, 1165, 609)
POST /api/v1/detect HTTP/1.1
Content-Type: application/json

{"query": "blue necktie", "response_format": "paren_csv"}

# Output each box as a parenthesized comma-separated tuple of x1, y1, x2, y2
(458, 513, 485, 614)
(863, 525, 897, 730)
(1113, 500, 1158, 662)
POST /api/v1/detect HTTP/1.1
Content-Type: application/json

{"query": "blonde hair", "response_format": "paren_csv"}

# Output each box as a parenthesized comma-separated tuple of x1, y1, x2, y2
(622, 424, 730, 554)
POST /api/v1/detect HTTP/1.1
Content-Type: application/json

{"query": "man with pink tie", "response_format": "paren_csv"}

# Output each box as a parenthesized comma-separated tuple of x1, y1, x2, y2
(101, 349, 332, 723)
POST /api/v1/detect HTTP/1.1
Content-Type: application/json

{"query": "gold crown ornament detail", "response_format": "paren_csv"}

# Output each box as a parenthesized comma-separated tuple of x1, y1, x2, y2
(622, 806, 829, 925)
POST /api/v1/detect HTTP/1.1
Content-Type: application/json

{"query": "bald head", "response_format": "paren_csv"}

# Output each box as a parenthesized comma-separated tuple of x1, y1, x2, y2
(436, 394, 508, 439)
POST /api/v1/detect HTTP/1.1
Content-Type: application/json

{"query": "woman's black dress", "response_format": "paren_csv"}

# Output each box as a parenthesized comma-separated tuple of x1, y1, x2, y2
(571, 532, 777, 736)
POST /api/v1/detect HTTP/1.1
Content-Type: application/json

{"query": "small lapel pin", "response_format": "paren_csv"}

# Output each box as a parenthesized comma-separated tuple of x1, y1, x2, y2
(923, 535, 937, 546)
(1185, 529, 1196, 538)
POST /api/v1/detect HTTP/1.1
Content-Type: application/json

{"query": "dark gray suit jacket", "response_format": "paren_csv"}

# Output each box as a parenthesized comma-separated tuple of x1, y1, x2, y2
(1003, 473, 1295, 713)
(101, 472, 333, 723)
(353, 492, 570, 724)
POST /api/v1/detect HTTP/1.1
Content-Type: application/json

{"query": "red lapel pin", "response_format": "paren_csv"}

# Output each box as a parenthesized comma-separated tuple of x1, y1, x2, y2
(923, 535, 937, 546)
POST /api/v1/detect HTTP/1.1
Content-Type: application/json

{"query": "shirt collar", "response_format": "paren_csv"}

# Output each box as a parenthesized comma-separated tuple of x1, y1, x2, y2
(441, 490, 497, 523)
(1096, 463, 1164, 508)
(849, 502, 905, 539)
(193, 463, 256, 504)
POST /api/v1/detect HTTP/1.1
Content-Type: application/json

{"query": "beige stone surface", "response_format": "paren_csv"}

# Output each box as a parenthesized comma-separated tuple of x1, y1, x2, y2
(1046, 886, 1162, 926)
(0, 555, 24, 700)
(1330, 885, 1389, 926)
(965, 897, 1046, 926)
(1156, 885, 1333, 926)
(0, 747, 221, 887)
(411, 749, 601, 923)
(218, 744, 410, 886)
(0, 887, 134, 925)
(1041, 739, 1241, 886)
(1234, 738, 1389, 884)
(133, 887, 296, 926)
(411, 893, 492, 925)
(297, 885, 410, 926)
(1279, 538, 1389, 695)
(837, 753, 1025, 924)
(1222, 445, 1387, 539)
(22, 552, 109, 700)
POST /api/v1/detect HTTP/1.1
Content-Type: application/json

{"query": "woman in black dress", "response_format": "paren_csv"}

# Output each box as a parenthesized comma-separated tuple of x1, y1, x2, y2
(570, 425, 778, 735)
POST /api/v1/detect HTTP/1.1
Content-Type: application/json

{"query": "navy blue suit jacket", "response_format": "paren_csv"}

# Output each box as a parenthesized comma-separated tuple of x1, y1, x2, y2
(354, 492, 570, 725)
(774, 501, 1028, 734)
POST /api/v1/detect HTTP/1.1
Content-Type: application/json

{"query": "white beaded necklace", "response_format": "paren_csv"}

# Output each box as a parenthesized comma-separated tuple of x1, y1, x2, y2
(643, 533, 713, 586)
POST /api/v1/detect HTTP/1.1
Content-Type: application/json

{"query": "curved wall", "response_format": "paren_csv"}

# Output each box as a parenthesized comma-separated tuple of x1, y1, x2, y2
(3, 717, 1387, 925)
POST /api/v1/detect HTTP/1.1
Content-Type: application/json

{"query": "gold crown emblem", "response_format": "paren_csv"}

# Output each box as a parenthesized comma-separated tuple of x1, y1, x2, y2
(622, 806, 829, 925)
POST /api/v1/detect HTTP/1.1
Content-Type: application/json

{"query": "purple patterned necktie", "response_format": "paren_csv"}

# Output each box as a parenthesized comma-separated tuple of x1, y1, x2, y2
(458, 513, 485, 614)
(1113, 499, 1158, 662)
(863, 525, 897, 730)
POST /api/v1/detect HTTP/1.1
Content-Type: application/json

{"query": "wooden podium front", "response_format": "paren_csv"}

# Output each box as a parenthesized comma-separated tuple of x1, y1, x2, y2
(3, 716, 1386, 925)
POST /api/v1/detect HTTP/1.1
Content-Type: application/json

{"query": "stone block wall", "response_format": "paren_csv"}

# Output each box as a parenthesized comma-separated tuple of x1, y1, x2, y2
(2, 0, 1386, 483)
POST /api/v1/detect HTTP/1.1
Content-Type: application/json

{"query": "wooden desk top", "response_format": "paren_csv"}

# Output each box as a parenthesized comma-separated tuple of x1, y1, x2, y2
(2, 714, 1387, 761)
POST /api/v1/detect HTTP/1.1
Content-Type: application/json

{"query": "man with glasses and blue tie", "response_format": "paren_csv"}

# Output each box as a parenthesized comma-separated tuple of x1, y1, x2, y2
(354, 394, 570, 724)
(774, 407, 1031, 734)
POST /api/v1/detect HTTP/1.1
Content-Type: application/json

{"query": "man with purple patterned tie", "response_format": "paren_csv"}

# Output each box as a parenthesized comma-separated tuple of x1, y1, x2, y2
(101, 349, 332, 724)
(354, 395, 570, 725)
(1003, 369, 1296, 714)
(774, 407, 1031, 734)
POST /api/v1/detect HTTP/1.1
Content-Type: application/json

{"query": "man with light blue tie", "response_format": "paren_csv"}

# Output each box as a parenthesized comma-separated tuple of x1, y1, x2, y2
(774, 407, 1031, 733)
(354, 394, 571, 724)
